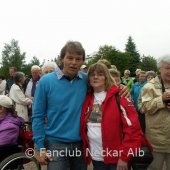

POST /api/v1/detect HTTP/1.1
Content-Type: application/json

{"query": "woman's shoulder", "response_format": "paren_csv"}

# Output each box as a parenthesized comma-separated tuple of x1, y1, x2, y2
(0, 114, 24, 126)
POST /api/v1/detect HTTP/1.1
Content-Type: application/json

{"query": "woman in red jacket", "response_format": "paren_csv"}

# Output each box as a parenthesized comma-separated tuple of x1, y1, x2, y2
(80, 63, 143, 170)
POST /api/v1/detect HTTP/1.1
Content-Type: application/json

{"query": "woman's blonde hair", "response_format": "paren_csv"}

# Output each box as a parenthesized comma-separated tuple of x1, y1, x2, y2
(88, 63, 116, 91)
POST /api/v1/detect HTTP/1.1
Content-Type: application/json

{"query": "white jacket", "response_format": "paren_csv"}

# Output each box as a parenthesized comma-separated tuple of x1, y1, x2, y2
(9, 84, 33, 121)
(0, 80, 6, 95)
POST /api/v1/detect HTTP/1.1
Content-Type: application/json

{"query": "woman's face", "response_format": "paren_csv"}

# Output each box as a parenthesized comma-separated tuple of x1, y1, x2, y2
(43, 66, 55, 74)
(160, 62, 170, 83)
(147, 75, 154, 82)
(124, 72, 130, 78)
(89, 71, 106, 92)
(0, 105, 6, 116)
(19, 76, 26, 85)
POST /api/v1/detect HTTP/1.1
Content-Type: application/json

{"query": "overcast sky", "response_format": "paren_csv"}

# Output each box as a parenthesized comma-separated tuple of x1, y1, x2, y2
(0, 0, 170, 63)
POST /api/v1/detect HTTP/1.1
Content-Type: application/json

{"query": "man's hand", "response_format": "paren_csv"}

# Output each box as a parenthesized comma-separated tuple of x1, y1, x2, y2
(162, 92, 170, 102)
(119, 84, 131, 99)
(35, 149, 52, 165)
(117, 159, 128, 170)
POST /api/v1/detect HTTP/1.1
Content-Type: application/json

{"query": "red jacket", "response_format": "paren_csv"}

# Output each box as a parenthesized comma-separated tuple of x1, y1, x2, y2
(80, 85, 145, 165)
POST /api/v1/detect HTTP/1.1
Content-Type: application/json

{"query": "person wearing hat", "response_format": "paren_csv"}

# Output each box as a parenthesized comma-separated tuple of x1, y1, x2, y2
(0, 95, 24, 146)
(80, 64, 88, 73)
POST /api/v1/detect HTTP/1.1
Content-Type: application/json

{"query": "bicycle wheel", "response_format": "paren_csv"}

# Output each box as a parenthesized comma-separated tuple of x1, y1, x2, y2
(0, 152, 41, 170)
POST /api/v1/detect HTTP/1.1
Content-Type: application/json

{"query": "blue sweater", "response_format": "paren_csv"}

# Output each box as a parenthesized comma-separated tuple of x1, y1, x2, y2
(32, 70, 88, 150)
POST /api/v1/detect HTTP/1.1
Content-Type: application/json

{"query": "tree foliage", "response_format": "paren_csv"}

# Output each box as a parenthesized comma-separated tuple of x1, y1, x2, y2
(140, 55, 157, 72)
(30, 56, 40, 66)
(1, 39, 26, 77)
(125, 36, 140, 75)
(87, 45, 133, 75)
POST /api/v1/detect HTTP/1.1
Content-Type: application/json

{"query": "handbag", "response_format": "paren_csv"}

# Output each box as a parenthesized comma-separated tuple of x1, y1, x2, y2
(115, 93, 153, 169)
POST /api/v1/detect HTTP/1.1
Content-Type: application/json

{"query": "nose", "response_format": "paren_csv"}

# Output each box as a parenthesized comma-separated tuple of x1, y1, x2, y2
(94, 74, 99, 78)
(71, 58, 77, 65)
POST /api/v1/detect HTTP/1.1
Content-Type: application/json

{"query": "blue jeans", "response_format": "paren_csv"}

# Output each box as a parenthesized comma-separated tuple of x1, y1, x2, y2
(45, 140, 87, 170)
(92, 160, 116, 170)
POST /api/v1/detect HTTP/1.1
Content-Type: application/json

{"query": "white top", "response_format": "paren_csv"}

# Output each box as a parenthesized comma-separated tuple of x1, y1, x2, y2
(0, 80, 6, 95)
(87, 91, 106, 161)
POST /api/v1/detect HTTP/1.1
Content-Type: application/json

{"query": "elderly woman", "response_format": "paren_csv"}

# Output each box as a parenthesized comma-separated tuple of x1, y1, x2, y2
(81, 63, 144, 170)
(9, 72, 33, 121)
(41, 61, 57, 75)
(0, 95, 24, 146)
(145, 71, 156, 82)
(121, 70, 134, 90)
(140, 55, 170, 170)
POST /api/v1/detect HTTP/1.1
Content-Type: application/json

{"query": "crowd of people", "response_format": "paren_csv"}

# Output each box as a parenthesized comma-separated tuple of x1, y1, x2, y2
(0, 41, 170, 170)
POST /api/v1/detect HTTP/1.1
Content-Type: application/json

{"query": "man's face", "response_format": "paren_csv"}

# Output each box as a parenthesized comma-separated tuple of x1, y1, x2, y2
(138, 73, 146, 83)
(62, 51, 84, 79)
(31, 69, 40, 81)
(9, 68, 16, 77)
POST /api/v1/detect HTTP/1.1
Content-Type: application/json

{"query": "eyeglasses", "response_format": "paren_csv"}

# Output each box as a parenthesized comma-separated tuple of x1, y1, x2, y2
(44, 70, 54, 74)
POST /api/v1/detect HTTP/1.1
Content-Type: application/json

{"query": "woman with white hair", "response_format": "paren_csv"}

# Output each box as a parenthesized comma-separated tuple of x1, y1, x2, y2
(121, 70, 134, 90)
(41, 61, 57, 75)
(9, 72, 33, 121)
(139, 54, 170, 170)
(145, 71, 156, 82)
(0, 95, 24, 146)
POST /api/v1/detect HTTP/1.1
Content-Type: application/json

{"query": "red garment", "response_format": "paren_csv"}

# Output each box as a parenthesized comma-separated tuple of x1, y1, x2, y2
(80, 85, 144, 165)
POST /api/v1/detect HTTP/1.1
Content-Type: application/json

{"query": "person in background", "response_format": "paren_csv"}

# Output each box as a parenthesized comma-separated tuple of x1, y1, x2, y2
(0, 75, 6, 95)
(97, 59, 112, 69)
(9, 72, 33, 121)
(133, 69, 142, 83)
(111, 65, 117, 70)
(121, 70, 134, 90)
(80, 65, 88, 73)
(131, 71, 146, 110)
(81, 63, 143, 170)
(145, 71, 156, 82)
(109, 68, 121, 87)
(5, 67, 17, 94)
(41, 61, 57, 75)
(0, 95, 24, 146)
(25, 65, 41, 99)
(139, 55, 170, 170)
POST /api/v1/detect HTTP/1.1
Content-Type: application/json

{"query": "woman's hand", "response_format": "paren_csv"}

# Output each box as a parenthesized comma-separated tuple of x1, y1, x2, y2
(117, 159, 128, 170)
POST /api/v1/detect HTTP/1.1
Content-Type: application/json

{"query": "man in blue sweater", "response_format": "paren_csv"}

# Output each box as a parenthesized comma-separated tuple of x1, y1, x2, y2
(32, 41, 88, 170)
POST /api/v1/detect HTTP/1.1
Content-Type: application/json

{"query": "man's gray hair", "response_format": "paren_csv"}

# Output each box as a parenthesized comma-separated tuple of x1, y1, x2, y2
(31, 65, 41, 71)
(157, 54, 170, 68)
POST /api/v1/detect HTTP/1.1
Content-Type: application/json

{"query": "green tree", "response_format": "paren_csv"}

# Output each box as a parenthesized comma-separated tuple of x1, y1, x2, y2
(1, 39, 26, 78)
(21, 56, 40, 76)
(30, 56, 40, 66)
(125, 36, 140, 75)
(140, 55, 157, 72)
(87, 45, 132, 74)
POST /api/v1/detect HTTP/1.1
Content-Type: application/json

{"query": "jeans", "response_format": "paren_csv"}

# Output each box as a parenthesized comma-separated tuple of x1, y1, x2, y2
(45, 140, 87, 170)
(92, 160, 116, 170)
